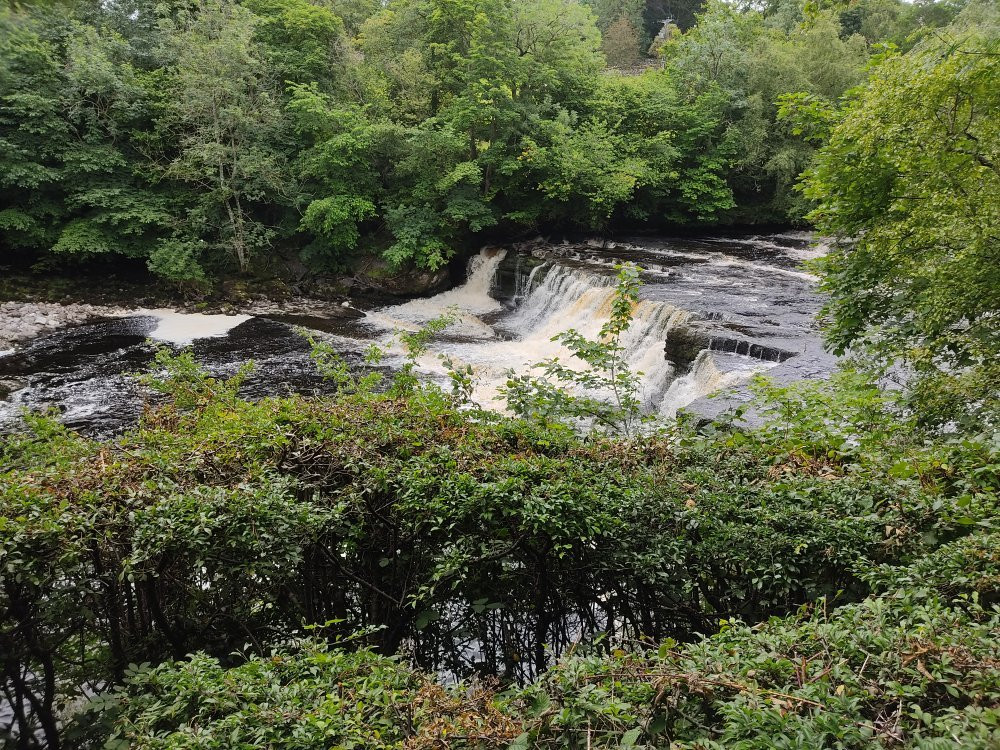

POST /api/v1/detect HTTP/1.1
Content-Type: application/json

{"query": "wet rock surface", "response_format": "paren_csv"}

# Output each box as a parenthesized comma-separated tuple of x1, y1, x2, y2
(354, 256, 451, 297)
(0, 301, 127, 352)
(0, 232, 836, 436)
(0, 316, 364, 437)
(490, 232, 834, 421)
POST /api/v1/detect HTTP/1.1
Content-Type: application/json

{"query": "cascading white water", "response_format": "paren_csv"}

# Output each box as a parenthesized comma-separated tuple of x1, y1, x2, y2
(658, 350, 764, 418)
(493, 265, 696, 409)
(366, 250, 508, 340)
(364, 251, 740, 415)
(513, 256, 547, 303)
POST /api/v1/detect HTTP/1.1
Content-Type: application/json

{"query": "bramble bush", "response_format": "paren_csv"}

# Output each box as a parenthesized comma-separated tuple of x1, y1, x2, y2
(2, 339, 998, 747)
(106, 562, 1000, 748)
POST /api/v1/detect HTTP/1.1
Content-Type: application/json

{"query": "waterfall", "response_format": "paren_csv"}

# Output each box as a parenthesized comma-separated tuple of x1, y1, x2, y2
(366, 249, 508, 339)
(495, 264, 697, 408)
(658, 350, 763, 418)
(513, 259, 548, 303)
(360, 249, 781, 418)
(381, 249, 507, 319)
(365, 256, 694, 413)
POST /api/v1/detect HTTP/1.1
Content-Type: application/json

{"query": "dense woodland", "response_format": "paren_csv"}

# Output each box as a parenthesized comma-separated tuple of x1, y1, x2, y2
(0, 0, 982, 282)
(1, 0, 999, 747)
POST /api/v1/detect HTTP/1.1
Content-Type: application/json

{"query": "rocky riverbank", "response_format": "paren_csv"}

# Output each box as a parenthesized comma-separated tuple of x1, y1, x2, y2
(0, 302, 130, 352)
(0, 297, 375, 355)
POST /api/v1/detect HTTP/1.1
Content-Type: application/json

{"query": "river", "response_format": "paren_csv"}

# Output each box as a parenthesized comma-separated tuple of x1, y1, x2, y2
(0, 232, 835, 436)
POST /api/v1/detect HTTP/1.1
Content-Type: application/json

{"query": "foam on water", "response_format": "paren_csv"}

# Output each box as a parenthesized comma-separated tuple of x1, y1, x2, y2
(706, 234, 829, 266)
(380, 249, 507, 319)
(703, 255, 819, 283)
(659, 350, 770, 418)
(368, 256, 703, 413)
(139, 309, 253, 345)
(499, 265, 694, 404)
(634, 239, 821, 283)
(365, 249, 508, 339)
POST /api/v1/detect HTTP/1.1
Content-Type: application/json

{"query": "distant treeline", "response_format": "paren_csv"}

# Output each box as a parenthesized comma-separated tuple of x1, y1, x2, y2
(0, 0, 972, 282)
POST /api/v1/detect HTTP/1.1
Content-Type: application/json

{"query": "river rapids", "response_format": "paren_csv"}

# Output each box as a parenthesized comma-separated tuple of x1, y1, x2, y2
(0, 233, 836, 436)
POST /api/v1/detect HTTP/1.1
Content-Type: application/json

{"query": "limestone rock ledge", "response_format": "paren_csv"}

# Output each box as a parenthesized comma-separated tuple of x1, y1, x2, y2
(0, 301, 125, 352)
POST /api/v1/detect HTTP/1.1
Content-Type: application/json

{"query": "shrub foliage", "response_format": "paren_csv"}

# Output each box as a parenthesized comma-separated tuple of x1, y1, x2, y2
(1, 351, 997, 748)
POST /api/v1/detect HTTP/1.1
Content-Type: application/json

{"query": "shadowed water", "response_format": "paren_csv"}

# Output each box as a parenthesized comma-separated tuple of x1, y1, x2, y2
(0, 233, 833, 436)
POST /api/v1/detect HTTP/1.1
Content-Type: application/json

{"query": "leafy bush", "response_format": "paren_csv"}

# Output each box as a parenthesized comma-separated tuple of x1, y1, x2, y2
(2, 346, 997, 747)
(108, 641, 427, 750)
(503, 590, 1000, 749)
(105, 585, 1000, 748)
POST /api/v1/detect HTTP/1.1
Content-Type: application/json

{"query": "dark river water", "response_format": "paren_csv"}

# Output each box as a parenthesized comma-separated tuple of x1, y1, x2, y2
(0, 233, 835, 437)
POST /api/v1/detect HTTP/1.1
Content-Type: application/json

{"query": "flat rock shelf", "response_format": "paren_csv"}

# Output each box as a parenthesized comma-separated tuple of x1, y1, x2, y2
(0, 232, 834, 436)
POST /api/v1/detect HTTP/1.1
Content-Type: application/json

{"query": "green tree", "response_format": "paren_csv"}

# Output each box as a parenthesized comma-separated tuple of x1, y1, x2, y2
(582, 0, 645, 46)
(244, 0, 347, 93)
(661, 0, 868, 220)
(0, 6, 174, 271)
(517, 117, 651, 228)
(801, 22, 1000, 426)
(602, 12, 644, 67)
(55, 22, 174, 262)
(288, 85, 396, 267)
(346, 0, 606, 266)
(320, 0, 381, 35)
(509, 0, 604, 101)
(382, 125, 496, 269)
(0, 8, 73, 254)
(158, 0, 288, 274)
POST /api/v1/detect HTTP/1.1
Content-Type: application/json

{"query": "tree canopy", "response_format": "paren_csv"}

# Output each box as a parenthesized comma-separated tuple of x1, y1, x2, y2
(799, 4, 999, 426)
(1, 0, 969, 283)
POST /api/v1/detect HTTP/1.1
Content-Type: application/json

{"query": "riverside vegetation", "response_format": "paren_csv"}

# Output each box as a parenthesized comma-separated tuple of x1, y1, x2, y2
(2, 307, 999, 748)
(1, 0, 985, 284)
(2, 0, 1000, 748)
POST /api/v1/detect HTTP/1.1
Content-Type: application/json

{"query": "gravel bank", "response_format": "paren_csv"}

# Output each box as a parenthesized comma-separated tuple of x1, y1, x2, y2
(0, 301, 128, 352)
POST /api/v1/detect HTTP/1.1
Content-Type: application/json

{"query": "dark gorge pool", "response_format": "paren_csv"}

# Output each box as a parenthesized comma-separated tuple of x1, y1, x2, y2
(0, 233, 836, 436)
